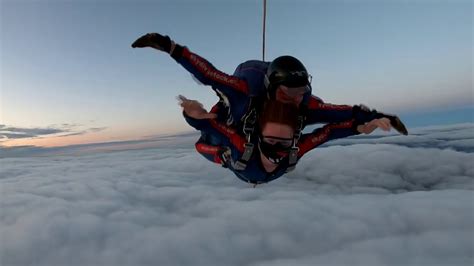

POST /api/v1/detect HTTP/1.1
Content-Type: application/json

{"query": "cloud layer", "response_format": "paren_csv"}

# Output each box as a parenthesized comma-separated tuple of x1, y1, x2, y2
(0, 124, 106, 142)
(0, 124, 473, 266)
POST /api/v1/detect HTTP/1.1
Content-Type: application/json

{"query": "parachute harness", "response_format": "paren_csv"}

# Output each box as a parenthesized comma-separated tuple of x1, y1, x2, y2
(232, 99, 258, 171)
(286, 115, 303, 172)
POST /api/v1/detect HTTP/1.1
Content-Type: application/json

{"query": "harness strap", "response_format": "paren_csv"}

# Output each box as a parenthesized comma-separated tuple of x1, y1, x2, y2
(242, 108, 257, 137)
(286, 147, 299, 172)
(232, 97, 261, 170)
(233, 142, 254, 170)
(286, 114, 304, 172)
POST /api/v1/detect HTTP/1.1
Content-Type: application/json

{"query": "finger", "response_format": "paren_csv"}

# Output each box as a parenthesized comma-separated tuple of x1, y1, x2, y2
(177, 95, 202, 109)
(374, 118, 389, 131)
(384, 119, 392, 131)
(381, 123, 390, 131)
(176, 95, 188, 104)
(180, 101, 194, 109)
(178, 98, 199, 109)
(378, 119, 390, 131)
(360, 123, 376, 134)
(369, 121, 385, 132)
(367, 122, 379, 131)
(360, 127, 371, 134)
(179, 100, 189, 107)
(188, 100, 200, 108)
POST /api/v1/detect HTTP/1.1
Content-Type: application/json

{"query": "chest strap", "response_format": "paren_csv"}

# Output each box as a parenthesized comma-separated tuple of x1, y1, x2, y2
(286, 115, 304, 172)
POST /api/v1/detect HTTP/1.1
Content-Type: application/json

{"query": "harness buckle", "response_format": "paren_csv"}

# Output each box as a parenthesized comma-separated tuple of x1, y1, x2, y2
(242, 109, 256, 136)
(233, 160, 247, 171)
(232, 143, 255, 171)
(241, 143, 254, 160)
(286, 147, 299, 173)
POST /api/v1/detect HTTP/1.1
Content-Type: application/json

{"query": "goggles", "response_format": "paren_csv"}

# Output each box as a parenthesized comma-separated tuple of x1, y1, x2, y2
(261, 136, 293, 149)
(258, 135, 294, 164)
(279, 84, 311, 98)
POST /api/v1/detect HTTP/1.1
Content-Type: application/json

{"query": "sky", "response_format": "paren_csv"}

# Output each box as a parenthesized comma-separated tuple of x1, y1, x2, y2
(1, 123, 473, 265)
(1, 0, 473, 148)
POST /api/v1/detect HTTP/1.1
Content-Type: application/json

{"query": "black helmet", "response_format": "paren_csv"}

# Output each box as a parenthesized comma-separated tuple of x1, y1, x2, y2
(264, 55, 311, 98)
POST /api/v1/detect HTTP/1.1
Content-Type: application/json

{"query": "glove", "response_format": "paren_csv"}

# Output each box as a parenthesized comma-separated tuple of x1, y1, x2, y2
(384, 114, 409, 135)
(131, 33, 174, 53)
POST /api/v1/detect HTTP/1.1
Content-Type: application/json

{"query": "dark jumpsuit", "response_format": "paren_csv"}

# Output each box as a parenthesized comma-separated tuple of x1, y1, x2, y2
(185, 113, 360, 184)
(169, 45, 380, 183)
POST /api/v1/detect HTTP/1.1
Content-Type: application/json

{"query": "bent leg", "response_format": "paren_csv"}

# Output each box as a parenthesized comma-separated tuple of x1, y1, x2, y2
(194, 134, 224, 165)
(192, 102, 233, 166)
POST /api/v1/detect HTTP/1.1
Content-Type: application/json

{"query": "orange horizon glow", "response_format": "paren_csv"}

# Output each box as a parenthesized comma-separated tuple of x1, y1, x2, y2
(1, 127, 192, 148)
(2, 133, 127, 148)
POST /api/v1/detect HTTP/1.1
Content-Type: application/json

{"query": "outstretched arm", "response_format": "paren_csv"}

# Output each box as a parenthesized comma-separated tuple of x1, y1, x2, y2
(304, 95, 355, 124)
(297, 117, 399, 158)
(297, 120, 359, 157)
(305, 96, 408, 135)
(132, 33, 249, 96)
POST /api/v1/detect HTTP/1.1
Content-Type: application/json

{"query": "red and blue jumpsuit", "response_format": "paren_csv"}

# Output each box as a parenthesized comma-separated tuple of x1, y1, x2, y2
(169, 45, 381, 183)
(184, 112, 361, 184)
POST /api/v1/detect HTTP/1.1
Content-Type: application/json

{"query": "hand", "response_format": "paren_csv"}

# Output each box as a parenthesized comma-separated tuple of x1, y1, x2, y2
(177, 95, 217, 120)
(357, 118, 392, 134)
(131, 33, 175, 53)
(355, 105, 409, 135)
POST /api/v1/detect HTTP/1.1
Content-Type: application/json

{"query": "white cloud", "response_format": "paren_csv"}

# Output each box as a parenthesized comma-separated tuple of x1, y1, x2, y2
(0, 124, 473, 266)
